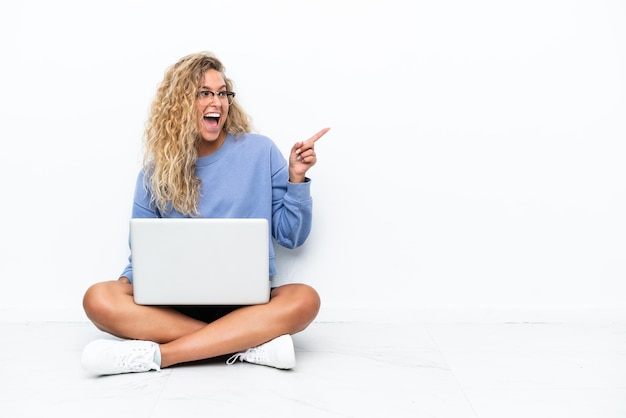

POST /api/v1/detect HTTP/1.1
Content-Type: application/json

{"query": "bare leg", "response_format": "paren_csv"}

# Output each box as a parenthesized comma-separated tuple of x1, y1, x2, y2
(83, 279, 208, 342)
(82, 278, 321, 368)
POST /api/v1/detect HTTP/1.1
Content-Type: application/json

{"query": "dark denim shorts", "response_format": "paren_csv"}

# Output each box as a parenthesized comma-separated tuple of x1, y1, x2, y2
(171, 288, 275, 323)
(172, 305, 242, 323)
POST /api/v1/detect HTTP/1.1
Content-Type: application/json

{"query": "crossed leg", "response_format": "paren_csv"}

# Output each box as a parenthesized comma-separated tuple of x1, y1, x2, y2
(82, 278, 320, 368)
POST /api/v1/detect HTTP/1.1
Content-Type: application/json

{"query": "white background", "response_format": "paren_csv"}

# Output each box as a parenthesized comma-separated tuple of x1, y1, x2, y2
(0, 0, 624, 322)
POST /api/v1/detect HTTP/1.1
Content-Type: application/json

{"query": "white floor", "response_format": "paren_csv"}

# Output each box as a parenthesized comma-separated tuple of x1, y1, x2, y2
(1, 319, 625, 418)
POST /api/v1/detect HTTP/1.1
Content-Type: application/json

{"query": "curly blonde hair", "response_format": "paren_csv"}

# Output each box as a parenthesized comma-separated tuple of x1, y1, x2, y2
(143, 52, 252, 216)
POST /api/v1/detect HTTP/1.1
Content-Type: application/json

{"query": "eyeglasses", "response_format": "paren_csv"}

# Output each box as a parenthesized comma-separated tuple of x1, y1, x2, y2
(195, 90, 236, 105)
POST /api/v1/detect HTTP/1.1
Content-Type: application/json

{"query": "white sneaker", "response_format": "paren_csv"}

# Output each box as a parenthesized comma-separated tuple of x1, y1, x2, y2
(81, 339, 161, 375)
(226, 334, 295, 370)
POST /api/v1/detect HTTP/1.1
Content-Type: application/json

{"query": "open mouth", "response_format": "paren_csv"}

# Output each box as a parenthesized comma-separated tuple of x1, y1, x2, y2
(204, 112, 220, 128)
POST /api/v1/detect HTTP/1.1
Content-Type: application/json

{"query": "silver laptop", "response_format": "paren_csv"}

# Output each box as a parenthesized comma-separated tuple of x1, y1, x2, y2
(130, 218, 270, 305)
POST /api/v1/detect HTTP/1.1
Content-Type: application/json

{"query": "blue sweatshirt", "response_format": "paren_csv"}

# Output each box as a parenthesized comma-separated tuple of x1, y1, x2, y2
(121, 133, 313, 283)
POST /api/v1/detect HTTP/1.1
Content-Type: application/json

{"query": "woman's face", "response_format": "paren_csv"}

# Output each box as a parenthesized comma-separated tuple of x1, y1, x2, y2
(195, 68, 230, 156)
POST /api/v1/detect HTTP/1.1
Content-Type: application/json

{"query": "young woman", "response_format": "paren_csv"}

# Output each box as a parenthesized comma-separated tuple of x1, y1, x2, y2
(81, 51, 329, 375)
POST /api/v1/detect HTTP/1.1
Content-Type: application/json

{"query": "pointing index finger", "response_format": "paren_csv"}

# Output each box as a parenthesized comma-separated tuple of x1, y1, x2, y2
(307, 127, 331, 144)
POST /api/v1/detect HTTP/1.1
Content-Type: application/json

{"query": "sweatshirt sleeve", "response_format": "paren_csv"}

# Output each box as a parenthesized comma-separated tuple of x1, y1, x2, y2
(120, 170, 159, 283)
(270, 147, 313, 249)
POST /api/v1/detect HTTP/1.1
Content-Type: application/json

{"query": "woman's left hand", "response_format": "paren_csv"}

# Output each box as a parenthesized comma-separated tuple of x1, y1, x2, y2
(288, 127, 330, 183)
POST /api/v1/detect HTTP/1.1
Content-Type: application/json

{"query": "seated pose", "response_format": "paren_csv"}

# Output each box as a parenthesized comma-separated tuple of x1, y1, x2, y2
(81, 51, 329, 375)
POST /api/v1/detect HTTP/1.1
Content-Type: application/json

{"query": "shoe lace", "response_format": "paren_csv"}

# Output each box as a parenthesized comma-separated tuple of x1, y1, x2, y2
(226, 353, 242, 365)
(119, 346, 159, 372)
(226, 345, 266, 365)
